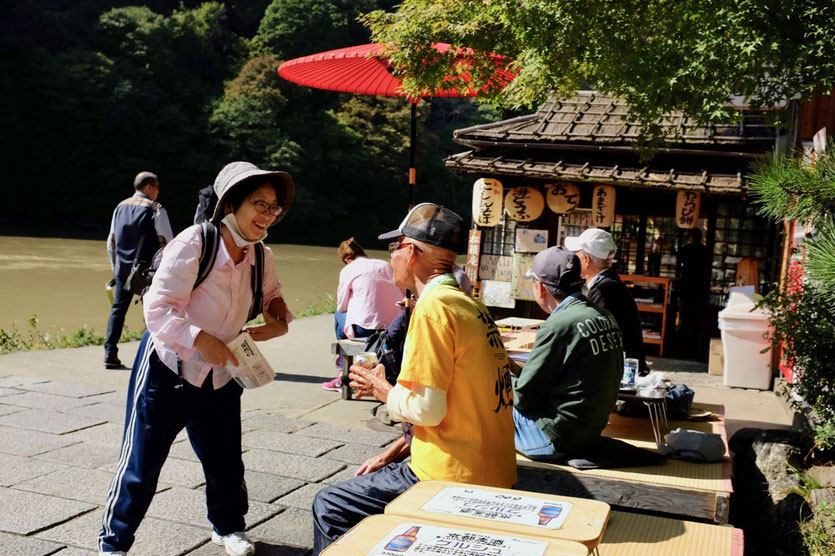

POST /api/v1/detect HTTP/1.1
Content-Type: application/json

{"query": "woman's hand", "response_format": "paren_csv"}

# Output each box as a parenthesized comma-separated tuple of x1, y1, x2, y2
(243, 310, 288, 341)
(193, 330, 239, 368)
(349, 362, 391, 403)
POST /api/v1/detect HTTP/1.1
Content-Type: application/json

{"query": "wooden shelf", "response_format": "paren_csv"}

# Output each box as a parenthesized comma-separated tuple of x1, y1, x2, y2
(621, 274, 671, 356)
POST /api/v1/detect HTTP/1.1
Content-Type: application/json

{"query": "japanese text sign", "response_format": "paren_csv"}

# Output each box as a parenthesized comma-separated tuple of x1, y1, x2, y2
(591, 185, 615, 227)
(504, 187, 544, 222)
(472, 178, 503, 227)
(546, 182, 580, 214)
(675, 190, 701, 229)
(465, 230, 481, 284)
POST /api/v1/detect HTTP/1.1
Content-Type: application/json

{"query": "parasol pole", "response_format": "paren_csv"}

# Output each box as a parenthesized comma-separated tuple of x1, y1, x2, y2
(408, 101, 417, 209)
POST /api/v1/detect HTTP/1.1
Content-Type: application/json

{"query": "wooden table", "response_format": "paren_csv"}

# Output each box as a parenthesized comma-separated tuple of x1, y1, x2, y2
(385, 480, 611, 553)
(330, 339, 365, 400)
(618, 386, 669, 445)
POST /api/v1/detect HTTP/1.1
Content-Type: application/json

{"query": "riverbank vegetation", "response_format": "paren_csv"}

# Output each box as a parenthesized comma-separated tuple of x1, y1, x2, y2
(0, 292, 338, 355)
(1, 1, 502, 245)
(0, 316, 143, 355)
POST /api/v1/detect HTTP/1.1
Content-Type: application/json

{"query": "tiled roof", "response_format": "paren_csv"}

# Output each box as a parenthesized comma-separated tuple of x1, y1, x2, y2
(454, 91, 778, 146)
(445, 151, 746, 195)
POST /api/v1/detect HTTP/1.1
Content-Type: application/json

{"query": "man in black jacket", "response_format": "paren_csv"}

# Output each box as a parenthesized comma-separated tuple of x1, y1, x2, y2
(565, 228, 649, 375)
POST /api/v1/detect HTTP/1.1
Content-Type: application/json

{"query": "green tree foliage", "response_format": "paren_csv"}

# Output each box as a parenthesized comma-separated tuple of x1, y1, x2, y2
(362, 0, 835, 138)
(750, 153, 835, 303)
(255, 0, 379, 59)
(1, 1, 498, 242)
(751, 152, 835, 448)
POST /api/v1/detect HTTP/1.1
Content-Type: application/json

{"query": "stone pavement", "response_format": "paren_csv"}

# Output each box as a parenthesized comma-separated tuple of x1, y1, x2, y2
(0, 313, 793, 555)
(0, 314, 398, 555)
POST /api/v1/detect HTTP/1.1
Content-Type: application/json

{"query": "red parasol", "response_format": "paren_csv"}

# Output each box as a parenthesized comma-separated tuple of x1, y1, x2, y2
(278, 42, 514, 207)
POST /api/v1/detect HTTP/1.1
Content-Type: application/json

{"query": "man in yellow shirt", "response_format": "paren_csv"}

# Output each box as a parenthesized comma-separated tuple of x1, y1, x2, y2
(311, 203, 516, 554)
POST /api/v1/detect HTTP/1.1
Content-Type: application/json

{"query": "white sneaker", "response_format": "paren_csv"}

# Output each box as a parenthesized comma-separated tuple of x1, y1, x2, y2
(99, 552, 126, 556)
(211, 530, 255, 556)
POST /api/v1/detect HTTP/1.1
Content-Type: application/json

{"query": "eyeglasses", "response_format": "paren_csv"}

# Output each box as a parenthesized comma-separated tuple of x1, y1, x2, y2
(388, 241, 423, 255)
(250, 200, 282, 216)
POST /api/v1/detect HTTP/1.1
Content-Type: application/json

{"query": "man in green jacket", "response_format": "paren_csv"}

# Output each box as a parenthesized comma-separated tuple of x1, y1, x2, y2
(511, 246, 623, 458)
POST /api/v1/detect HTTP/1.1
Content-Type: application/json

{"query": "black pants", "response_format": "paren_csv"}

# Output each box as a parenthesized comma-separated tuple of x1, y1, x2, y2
(98, 332, 247, 552)
(105, 275, 133, 358)
(312, 462, 419, 554)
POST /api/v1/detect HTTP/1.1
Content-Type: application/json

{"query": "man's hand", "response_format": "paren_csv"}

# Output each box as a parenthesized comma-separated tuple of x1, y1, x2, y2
(356, 452, 391, 476)
(193, 330, 238, 368)
(349, 362, 392, 403)
(243, 310, 288, 341)
(355, 437, 410, 476)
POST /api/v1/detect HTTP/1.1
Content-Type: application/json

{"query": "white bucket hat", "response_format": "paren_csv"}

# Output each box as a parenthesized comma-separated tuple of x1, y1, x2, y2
(212, 161, 294, 224)
(564, 228, 617, 260)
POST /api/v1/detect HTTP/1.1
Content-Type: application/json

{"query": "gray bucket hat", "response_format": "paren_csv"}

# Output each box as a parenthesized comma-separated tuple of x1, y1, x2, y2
(212, 161, 294, 224)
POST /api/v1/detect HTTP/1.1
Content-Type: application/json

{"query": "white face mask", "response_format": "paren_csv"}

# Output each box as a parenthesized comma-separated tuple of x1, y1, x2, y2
(222, 213, 267, 247)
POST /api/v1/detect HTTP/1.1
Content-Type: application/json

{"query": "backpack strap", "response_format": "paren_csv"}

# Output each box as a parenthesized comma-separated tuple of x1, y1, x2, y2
(248, 242, 264, 322)
(195, 221, 219, 290)
(192, 222, 263, 322)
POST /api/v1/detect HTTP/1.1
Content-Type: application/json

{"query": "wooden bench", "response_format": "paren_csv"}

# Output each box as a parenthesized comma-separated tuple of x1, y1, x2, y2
(515, 404, 733, 524)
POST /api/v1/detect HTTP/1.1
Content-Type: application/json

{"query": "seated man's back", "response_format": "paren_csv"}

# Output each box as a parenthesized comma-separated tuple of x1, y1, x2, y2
(516, 297, 622, 453)
(512, 247, 623, 458)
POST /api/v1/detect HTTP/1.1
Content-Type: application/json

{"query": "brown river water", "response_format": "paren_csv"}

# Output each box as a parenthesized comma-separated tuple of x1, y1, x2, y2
(0, 236, 390, 335)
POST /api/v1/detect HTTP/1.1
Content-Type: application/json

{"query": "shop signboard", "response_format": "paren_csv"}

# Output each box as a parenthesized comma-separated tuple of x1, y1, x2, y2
(465, 230, 481, 284)
(472, 178, 503, 227)
(479, 255, 513, 281)
(505, 187, 544, 222)
(591, 185, 615, 227)
(675, 190, 701, 229)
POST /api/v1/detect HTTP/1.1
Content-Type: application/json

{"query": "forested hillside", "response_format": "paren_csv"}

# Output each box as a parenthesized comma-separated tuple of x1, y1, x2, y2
(0, 0, 501, 244)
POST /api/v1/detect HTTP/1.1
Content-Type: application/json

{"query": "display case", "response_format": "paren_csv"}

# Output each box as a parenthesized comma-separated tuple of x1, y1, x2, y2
(620, 274, 671, 356)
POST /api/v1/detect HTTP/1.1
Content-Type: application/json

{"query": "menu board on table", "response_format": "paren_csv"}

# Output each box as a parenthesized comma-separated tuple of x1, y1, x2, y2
(420, 487, 573, 531)
(369, 521, 547, 556)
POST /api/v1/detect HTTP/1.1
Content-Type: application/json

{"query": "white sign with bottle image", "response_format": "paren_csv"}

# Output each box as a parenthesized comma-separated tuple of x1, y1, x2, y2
(369, 522, 547, 556)
(420, 487, 572, 530)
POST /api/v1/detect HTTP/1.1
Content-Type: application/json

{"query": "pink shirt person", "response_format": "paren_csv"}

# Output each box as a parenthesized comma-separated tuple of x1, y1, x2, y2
(144, 224, 291, 389)
(337, 256, 403, 338)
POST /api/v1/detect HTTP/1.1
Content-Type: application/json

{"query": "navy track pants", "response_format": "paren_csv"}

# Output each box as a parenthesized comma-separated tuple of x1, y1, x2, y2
(98, 332, 247, 552)
(312, 461, 419, 554)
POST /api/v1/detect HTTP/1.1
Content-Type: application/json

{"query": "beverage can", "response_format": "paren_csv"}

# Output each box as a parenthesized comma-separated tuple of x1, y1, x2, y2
(356, 351, 378, 368)
(622, 358, 638, 387)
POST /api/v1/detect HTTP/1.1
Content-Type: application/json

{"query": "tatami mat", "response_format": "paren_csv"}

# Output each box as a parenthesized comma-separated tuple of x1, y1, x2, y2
(518, 404, 732, 493)
(600, 511, 743, 555)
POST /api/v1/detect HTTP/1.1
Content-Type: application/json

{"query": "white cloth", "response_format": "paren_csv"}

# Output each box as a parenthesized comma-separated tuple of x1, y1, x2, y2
(386, 383, 447, 426)
(144, 225, 290, 389)
(222, 213, 267, 246)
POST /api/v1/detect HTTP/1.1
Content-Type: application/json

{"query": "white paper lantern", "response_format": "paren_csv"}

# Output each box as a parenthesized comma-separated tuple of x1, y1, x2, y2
(545, 182, 581, 214)
(504, 187, 544, 222)
(472, 178, 504, 227)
